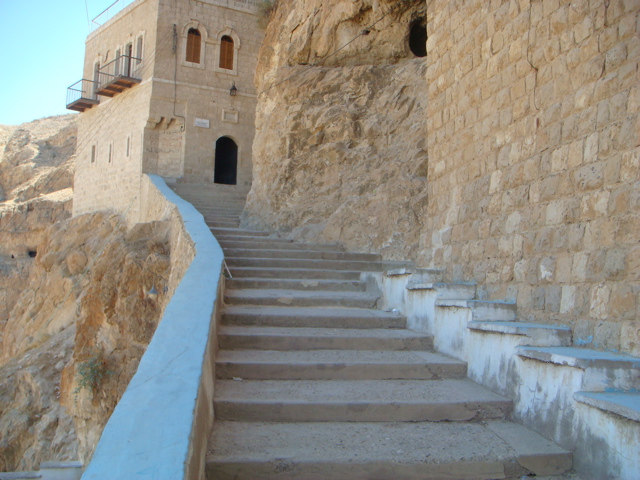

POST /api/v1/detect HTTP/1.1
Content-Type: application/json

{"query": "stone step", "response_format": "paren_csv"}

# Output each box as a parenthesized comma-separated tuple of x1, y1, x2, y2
(218, 239, 345, 252)
(218, 326, 433, 351)
(214, 378, 512, 422)
(468, 321, 572, 346)
(574, 391, 640, 422)
(436, 299, 518, 321)
(211, 227, 270, 237)
(225, 277, 367, 292)
(215, 349, 467, 380)
(222, 305, 405, 329)
(209, 222, 242, 229)
(223, 248, 381, 261)
(224, 289, 379, 308)
(517, 346, 640, 391)
(206, 420, 573, 480)
(407, 281, 477, 300)
(225, 256, 409, 272)
(227, 266, 362, 280)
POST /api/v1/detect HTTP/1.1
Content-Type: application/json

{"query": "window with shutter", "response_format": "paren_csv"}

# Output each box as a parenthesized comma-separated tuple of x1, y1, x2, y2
(186, 28, 201, 64)
(219, 36, 234, 70)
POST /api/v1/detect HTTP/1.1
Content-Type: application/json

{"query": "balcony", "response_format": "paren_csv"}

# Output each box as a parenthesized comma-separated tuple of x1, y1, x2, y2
(66, 79, 100, 112)
(94, 54, 142, 97)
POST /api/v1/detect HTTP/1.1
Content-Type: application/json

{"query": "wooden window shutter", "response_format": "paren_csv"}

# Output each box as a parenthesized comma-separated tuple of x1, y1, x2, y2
(186, 28, 201, 64)
(220, 36, 234, 70)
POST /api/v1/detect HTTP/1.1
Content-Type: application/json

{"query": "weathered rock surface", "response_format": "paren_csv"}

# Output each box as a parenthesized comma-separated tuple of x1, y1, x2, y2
(245, 0, 640, 355)
(0, 116, 172, 471)
(0, 212, 172, 471)
(245, 0, 429, 259)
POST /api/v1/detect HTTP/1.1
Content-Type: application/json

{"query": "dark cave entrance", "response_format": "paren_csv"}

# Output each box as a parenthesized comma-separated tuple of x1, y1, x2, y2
(409, 20, 427, 58)
(214, 136, 238, 185)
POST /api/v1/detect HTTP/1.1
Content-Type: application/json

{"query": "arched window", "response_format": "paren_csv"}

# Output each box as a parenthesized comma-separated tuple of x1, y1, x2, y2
(186, 28, 202, 63)
(219, 35, 234, 70)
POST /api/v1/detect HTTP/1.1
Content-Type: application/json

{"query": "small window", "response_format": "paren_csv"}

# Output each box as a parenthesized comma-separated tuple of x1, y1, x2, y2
(108, 143, 113, 163)
(186, 28, 202, 63)
(93, 63, 100, 98)
(219, 35, 234, 70)
(125, 43, 133, 76)
(136, 36, 143, 64)
(91, 145, 96, 163)
(126, 136, 131, 157)
(115, 48, 121, 75)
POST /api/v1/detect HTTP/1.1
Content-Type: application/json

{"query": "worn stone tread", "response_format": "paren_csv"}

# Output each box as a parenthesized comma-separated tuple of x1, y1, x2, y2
(224, 288, 379, 307)
(206, 420, 572, 479)
(218, 325, 433, 351)
(224, 277, 366, 292)
(215, 378, 512, 422)
(222, 305, 406, 329)
(216, 349, 467, 380)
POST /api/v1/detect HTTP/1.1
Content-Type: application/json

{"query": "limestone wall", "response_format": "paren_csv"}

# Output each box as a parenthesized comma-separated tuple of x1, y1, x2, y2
(247, 0, 639, 355)
(73, 0, 263, 219)
(73, 0, 158, 219)
(150, 0, 263, 186)
(423, 0, 639, 353)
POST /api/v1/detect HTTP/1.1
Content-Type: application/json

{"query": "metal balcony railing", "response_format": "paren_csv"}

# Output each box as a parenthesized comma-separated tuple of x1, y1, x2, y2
(91, 0, 136, 30)
(66, 79, 100, 112)
(94, 54, 142, 97)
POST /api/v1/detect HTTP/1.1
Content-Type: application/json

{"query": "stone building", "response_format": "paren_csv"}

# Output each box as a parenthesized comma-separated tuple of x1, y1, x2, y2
(68, 0, 263, 219)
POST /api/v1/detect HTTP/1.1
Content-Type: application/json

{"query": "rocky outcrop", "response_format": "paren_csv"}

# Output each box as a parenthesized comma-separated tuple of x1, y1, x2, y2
(244, 0, 429, 259)
(0, 212, 172, 471)
(0, 116, 172, 471)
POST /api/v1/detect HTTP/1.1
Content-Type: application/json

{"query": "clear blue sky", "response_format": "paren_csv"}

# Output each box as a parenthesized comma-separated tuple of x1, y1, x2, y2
(0, 0, 124, 126)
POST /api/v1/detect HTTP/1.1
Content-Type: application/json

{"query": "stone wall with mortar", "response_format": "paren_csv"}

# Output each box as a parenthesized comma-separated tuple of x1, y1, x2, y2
(247, 0, 639, 355)
(423, 0, 639, 354)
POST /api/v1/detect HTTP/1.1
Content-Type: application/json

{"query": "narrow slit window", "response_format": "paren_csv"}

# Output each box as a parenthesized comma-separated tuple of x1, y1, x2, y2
(126, 136, 131, 157)
(91, 145, 96, 163)
(136, 36, 143, 64)
(186, 28, 202, 64)
(219, 35, 234, 70)
(108, 143, 112, 163)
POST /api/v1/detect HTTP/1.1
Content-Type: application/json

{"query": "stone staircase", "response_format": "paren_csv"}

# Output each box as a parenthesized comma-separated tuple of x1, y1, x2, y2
(170, 184, 574, 480)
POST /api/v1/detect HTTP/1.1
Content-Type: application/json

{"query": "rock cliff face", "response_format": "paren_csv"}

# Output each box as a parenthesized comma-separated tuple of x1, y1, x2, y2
(245, 0, 640, 354)
(245, 0, 430, 259)
(0, 117, 172, 471)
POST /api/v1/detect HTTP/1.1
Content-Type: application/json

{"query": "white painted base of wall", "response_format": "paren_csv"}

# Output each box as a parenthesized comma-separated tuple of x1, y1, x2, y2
(367, 269, 640, 480)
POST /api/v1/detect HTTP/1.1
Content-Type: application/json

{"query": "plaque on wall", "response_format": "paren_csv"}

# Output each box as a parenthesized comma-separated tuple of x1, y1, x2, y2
(194, 118, 210, 128)
(222, 109, 239, 124)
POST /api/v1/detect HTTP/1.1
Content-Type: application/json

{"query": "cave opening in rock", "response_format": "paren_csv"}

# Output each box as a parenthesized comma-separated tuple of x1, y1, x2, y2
(409, 20, 427, 58)
(214, 136, 238, 185)
(28, 250, 37, 258)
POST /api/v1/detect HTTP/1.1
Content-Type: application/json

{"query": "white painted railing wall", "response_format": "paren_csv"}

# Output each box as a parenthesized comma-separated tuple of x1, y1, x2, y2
(81, 175, 224, 480)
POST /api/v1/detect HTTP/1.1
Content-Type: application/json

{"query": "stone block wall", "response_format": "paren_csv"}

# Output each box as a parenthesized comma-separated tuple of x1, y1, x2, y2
(424, 0, 639, 353)
(151, 0, 263, 185)
(73, 0, 263, 219)
(73, 0, 159, 219)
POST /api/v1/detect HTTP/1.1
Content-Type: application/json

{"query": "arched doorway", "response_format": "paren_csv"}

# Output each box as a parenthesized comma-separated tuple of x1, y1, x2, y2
(214, 136, 238, 185)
